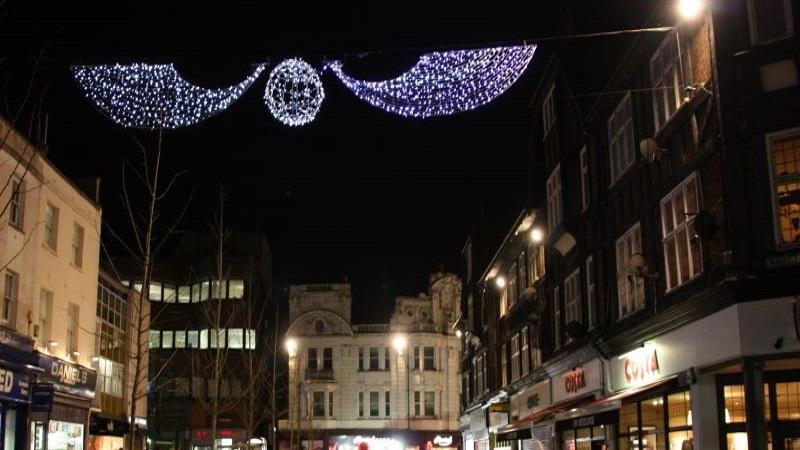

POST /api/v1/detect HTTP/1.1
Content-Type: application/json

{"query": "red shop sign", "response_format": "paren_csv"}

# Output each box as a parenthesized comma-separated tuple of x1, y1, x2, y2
(623, 347, 660, 384)
(564, 368, 586, 394)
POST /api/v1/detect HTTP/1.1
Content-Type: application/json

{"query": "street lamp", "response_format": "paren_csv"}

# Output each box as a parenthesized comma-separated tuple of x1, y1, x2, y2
(285, 337, 299, 448)
(285, 337, 298, 358)
(393, 333, 410, 429)
(495, 276, 507, 289)
(530, 228, 544, 244)
(677, 0, 703, 20)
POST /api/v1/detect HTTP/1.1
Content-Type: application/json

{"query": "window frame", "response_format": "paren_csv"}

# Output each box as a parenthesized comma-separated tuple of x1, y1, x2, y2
(616, 222, 645, 319)
(547, 164, 563, 230)
(501, 343, 508, 387)
(44, 203, 59, 251)
(650, 31, 686, 132)
(9, 178, 24, 229)
(747, 0, 794, 45)
(564, 269, 582, 331)
(542, 84, 557, 139)
(521, 328, 530, 377)
(2, 271, 18, 325)
(661, 172, 704, 291)
(553, 285, 561, 350)
(608, 92, 636, 185)
(510, 334, 520, 381)
(766, 128, 800, 248)
(71, 223, 85, 268)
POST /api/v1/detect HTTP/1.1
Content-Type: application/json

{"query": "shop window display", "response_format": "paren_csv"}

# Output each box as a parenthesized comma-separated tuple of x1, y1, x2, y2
(617, 390, 692, 450)
(47, 421, 84, 450)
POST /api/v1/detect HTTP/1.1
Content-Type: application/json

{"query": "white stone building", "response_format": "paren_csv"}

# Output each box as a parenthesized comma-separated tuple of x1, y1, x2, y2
(280, 272, 462, 450)
(0, 117, 102, 450)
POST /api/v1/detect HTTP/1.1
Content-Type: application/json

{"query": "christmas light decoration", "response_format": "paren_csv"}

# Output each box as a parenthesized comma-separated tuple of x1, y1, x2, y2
(327, 44, 536, 118)
(72, 63, 266, 129)
(264, 58, 325, 126)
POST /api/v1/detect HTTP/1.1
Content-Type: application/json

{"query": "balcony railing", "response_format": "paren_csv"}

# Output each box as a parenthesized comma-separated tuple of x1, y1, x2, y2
(305, 368, 335, 381)
(351, 323, 441, 334)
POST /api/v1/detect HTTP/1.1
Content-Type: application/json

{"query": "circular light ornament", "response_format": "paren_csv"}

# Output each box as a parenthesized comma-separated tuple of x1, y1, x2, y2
(264, 58, 325, 126)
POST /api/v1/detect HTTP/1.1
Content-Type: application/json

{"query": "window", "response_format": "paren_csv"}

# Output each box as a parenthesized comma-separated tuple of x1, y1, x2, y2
(508, 264, 518, 307)
(553, 286, 561, 349)
(212, 280, 226, 299)
(651, 31, 685, 131)
(501, 343, 508, 387)
(163, 284, 176, 303)
(162, 330, 174, 348)
(618, 391, 693, 450)
(307, 348, 318, 371)
(187, 330, 199, 348)
(499, 287, 508, 317)
(200, 329, 208, 349)
(616, 222, 645, 318)
(228, 329, 243, 349)
(149, 330, 160, 349)
(517, 252, 528, 293)
(748, 0, 794, 45)
(413, 346, 421, 370)
(542, 84, 556, 138)
(44, 203, 59, 250)
(424, 391, 436, 416)
(175, 330, 186, 348)
(586, 256, 596, 330)
(323, 348, 333, 370)
(527, 243, 545, 284)
(531, 336, 542, 370)
(662, 173, 703, 290)
(414, 391, 421, 416)
(178, 285, 191, 303)
(191, 283, 201, 302)
(149, 282, 162, 302)
(200, 281, 210, 301)
(385, 391, 391, 417)
(67, 303, 79, 354)
(768, 130, 800, 246)
(314, 320, 325, 334)
(369, 347, 379, 371)
(608, 93, 636, 184)
(384, 346, 390, 370)
(38, 290, 52, 344)
(423, 346, 436, 371)
(547, 165, 563, 230)
(228, 279, 245, 299)
(329, 391, 334, 418)
(580, 146, 590, 211)
(2, 271, 17, 325)
(246, 329, 256, 350)
(475, 355, 484, 394)
(511, 335, 520, 381)
(521, 328, 530, 377)
(312, 391, 326, 418)
(564, 269, 582, 329)
(9, 179, 24, 229)
(369, 391, 380, 417)
(358, 392, 364, 417)
(71, 223, 84, 268)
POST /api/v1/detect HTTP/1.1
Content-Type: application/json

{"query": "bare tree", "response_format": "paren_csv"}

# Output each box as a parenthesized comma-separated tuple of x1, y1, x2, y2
(101, 131, 191, 450)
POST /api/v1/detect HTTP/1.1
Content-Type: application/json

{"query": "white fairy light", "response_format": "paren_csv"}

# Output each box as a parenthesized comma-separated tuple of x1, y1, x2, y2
(263, 58, 325, 126)
(72, 63, 265, 129)
(327, 44, 536, 118)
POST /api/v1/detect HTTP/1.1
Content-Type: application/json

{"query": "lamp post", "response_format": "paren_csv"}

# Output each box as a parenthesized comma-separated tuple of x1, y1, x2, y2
(285, 338, 299, 450)
(392, 334, 409, 429)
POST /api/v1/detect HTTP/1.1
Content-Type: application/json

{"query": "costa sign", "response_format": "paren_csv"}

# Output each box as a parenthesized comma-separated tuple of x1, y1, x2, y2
(623, 346, 660, 384)
(564, 368, 586, 394)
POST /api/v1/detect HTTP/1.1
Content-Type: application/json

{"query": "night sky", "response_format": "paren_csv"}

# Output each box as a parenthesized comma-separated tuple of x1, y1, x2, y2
(2, 0, 660, 321)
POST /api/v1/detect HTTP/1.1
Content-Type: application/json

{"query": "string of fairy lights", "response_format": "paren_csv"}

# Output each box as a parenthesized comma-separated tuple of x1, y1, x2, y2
(72, 44, 537, 128)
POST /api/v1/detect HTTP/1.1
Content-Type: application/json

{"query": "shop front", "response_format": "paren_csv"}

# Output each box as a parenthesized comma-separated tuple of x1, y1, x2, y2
(89, 416, 130, 450)
(191, 428, 246, 450)
(30, 353, 98, 450)
(496, 380, 551, 450)
(461, 403, 499, 450)
(0, 328, 36, 450)
(293, 430, 461, 450)
(550, 358, 612, 450)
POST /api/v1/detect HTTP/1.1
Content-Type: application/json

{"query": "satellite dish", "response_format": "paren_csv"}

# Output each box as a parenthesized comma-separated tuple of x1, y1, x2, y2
(469, 336, 481, 349)
(627, 253, 649, 278)
(640, 138, 666, 162)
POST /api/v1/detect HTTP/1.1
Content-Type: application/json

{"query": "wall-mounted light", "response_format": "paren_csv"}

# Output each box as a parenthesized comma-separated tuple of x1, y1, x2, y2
(495, 276, 507, 288)
(530, 228, 544, 244)
(677, 0, 703, 20)
(48, 340, 59, 347)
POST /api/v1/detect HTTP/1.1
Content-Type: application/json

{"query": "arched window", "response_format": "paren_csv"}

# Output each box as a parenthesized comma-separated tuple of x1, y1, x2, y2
(315, 320, 325, 334)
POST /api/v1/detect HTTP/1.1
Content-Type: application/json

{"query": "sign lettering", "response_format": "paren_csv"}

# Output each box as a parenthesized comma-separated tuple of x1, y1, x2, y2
(564, 368, 586, 394)
(433, 436, 453, 447)
(623, 347, 660, 384)
(526, 393, 540, 409)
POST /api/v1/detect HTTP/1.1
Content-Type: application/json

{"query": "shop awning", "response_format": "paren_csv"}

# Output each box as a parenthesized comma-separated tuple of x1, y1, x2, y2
(595, 375, 677, 404)
(498, 393, 597, 435)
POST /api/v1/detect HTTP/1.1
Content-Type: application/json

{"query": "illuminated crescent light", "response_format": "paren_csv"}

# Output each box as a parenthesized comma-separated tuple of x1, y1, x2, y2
(72, 63, 266, 129)
(327, 44, 537, 118)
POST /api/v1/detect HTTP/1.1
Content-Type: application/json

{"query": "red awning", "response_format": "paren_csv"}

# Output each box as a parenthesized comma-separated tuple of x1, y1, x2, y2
(595, 375, 677, 404)
(511, 393, 597, 426)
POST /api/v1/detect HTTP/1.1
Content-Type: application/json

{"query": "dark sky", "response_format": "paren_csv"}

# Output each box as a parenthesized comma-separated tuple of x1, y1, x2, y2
(2, 0, 661, 321)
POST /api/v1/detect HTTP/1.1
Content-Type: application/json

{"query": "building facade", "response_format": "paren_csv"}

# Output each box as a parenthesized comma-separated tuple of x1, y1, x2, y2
(280, 272, 462, 450)
(459, 2, 800, 450)
(120, 232, 272, 450)
(0, 116, 101, 450)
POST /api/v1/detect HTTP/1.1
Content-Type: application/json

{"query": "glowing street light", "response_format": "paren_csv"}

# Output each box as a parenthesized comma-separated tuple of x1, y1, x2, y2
(530, 228, 544, 244)
(455, 329, 463, 338)
(677, 0, 703, 20)
(285, 337, 298, 357)
(393, 334, 408, 354)
(495, 276, 507, 289)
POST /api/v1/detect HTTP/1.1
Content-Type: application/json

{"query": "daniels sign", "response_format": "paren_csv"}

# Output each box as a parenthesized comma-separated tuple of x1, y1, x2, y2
(623, 346, 660, 384)
(37, 353, 97, 397)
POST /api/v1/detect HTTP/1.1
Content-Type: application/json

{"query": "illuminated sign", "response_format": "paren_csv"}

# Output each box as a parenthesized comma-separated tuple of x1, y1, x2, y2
(623, 346, 660, 384)
(433, 436, 453, 447)
(564, 368, 586, 394)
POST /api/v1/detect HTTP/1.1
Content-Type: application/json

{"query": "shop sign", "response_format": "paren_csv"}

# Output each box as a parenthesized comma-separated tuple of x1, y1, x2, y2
(0, 365, 30, 402)
(31, 384, 54, 412)
(510, 379, 551, 419)
(433, 436, 453, 447)
(0, 327, 34, 352)
(622, 346, 660, 385)
(766, 251, 800, 268)
(555, 410, 620, 432)
(553, 359, 603, 403)
(37, 353, 97, 397)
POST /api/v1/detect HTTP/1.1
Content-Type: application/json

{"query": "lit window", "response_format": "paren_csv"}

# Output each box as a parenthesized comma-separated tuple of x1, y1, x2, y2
(527, 242, 545, 284)
(661, 172, 703, 290)
(149, 330, 161, 349)
(521, 328, 530, 377)
(228, 329, 243, 349)
(187, 330, 199, 348)
(162, 330, 174, 348)
(651, 31, 685, 131)
(228, 280, 245, 299)
(510, 335, 520, 380)
(246, 329, 256, 349)
(199, 329, 209, 349)
(747, 0, 794, 45)
(768, 130, 800, 246)
(175, 330, 186, 348)
(564, 269, 582, 331)
(616, 222, 645, 318)
(178, 285, 191, 303)
(542, 84, 556, 138)
(44, 203, 59, 250)
(608, 93, 636, 184)
(212, 280, 226, 299)
(71, 223, 84, 268)
(191, 283, 201, 302)
(149, 282, 162, 302)
(163, 284, 177, 303)
(546, 165, 563, 230)
(200, 281, 210, 301)
(580, 146, 590, 211)
(499, 287, 508, 317)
